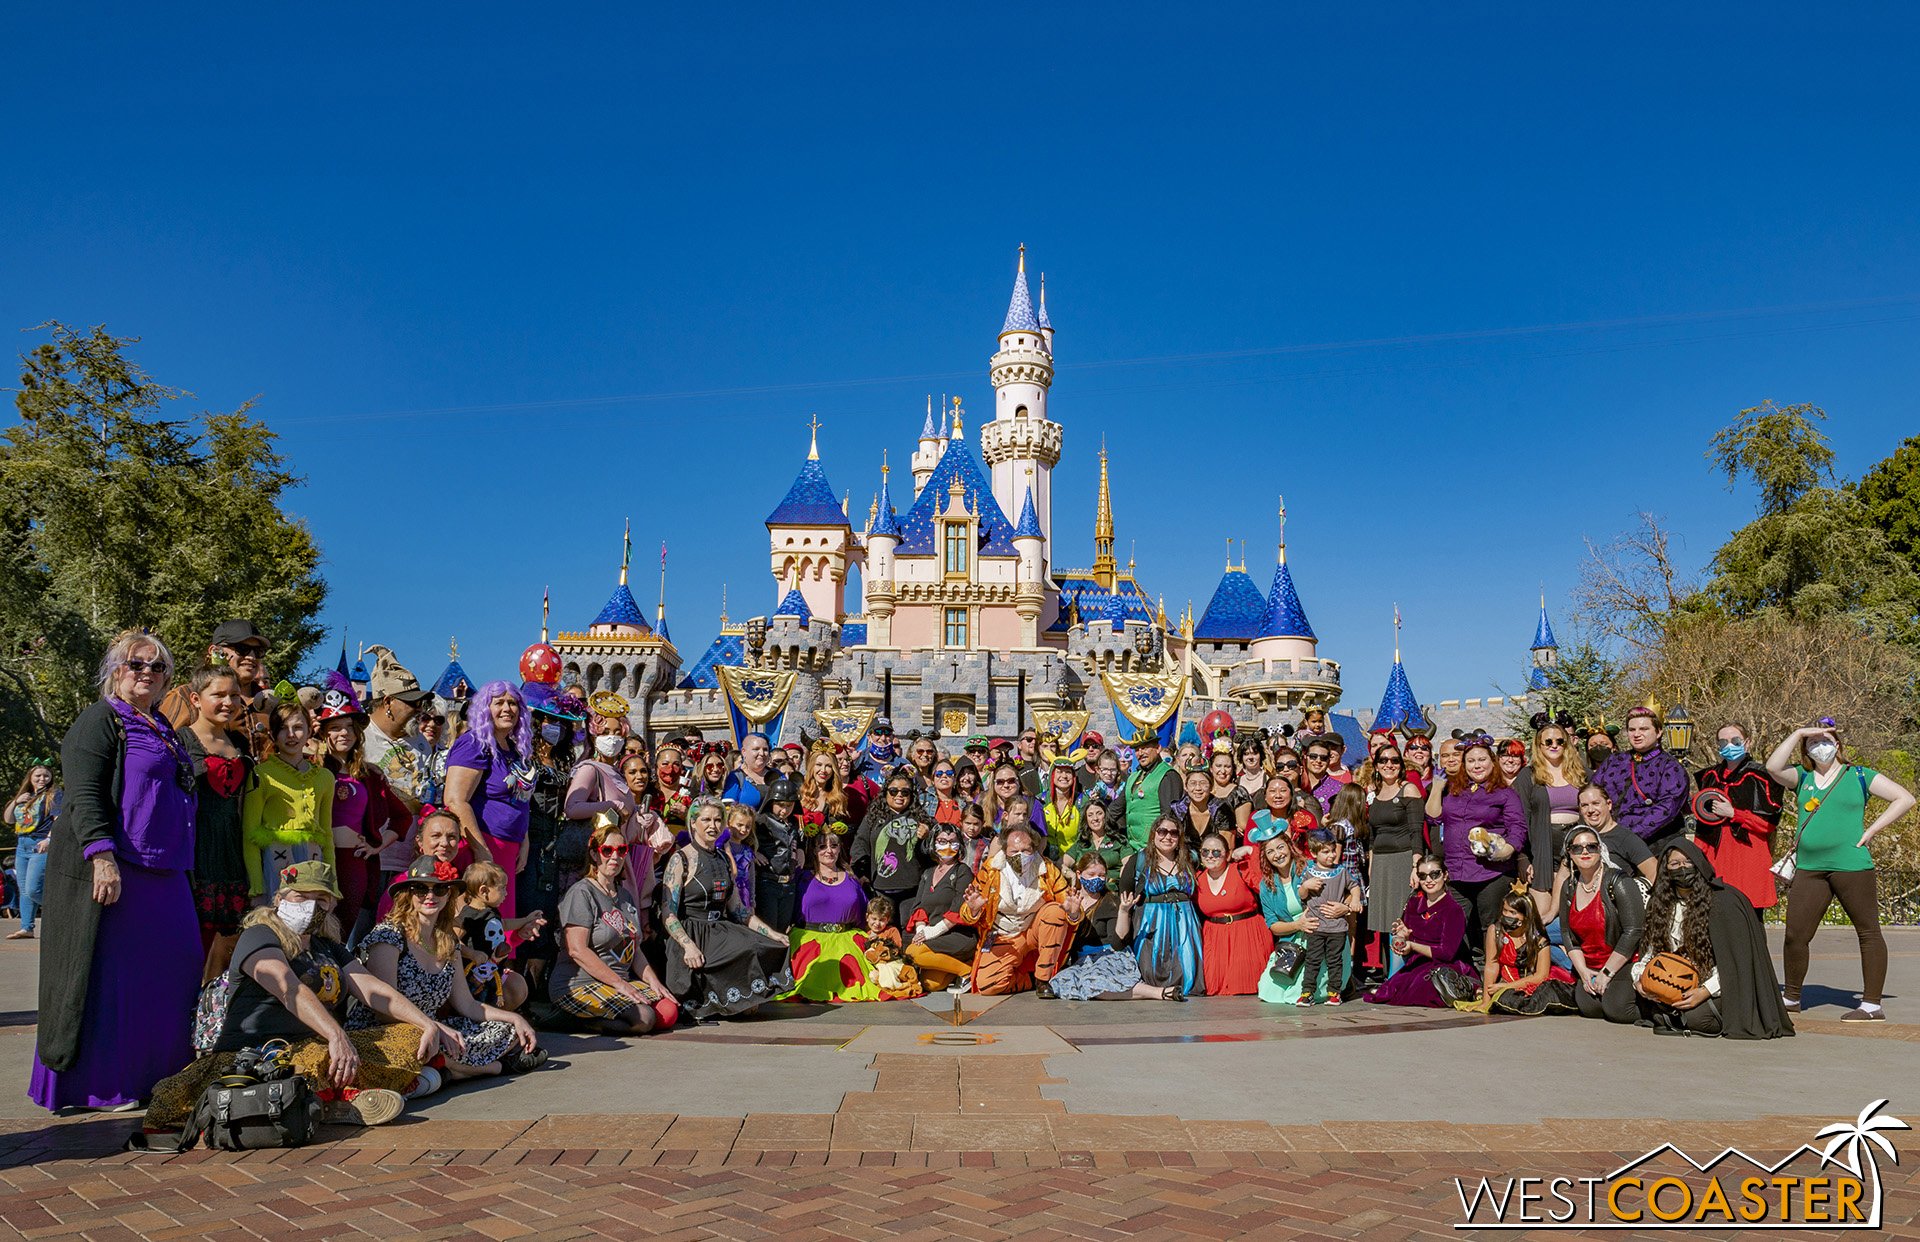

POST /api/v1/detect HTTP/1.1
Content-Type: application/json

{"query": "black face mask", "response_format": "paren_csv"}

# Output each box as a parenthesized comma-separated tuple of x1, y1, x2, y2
(1500, 917, 1525, 930)
(1668, 865, 1697, 885)
(1586, 745, 1613, 769)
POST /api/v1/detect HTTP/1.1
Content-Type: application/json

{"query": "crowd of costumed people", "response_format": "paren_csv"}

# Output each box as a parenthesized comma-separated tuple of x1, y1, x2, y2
(13, 619, 1914, 1140)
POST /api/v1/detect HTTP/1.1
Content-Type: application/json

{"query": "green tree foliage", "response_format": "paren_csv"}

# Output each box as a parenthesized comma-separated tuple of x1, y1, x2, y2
(1707, 399, 1835, 517)
(1854, 433, 1920, 569)
(1509, 640, 1619, 736)
(0, 323, 326, 776)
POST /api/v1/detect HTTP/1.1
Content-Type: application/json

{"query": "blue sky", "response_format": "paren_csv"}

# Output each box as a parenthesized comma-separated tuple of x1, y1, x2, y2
(5, 7, 1916, 710)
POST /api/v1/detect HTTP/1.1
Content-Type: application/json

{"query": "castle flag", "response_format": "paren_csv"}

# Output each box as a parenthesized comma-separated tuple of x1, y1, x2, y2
(716, 666, 798, 746)
(1099, 671, 1186, 749)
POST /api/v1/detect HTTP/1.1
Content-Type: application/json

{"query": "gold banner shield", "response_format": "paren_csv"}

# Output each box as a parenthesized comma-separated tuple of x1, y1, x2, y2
(812, 706, 875, 748)
(1099, 670, 1186, 740)
(716, 666, 798, 743)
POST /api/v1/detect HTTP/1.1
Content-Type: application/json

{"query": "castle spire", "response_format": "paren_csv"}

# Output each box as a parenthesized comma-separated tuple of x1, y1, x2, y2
(807, 413, 821, 461)
(1001, 245, 1040, 335)
(619, 518, 631, 587)
(1092, 440, 1116, 590)
(920, 395, 937, 440)
(1276, 495, 1288, 565)
(541, 586, 549, 644)
(950, 395, 964, 440)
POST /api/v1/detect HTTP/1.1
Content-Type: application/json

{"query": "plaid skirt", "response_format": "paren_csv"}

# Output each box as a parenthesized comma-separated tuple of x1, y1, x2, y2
(142, 1021, 424, 1132)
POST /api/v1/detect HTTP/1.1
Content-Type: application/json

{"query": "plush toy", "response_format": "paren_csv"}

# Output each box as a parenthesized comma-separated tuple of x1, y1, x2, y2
(862, 937, 924, 1000)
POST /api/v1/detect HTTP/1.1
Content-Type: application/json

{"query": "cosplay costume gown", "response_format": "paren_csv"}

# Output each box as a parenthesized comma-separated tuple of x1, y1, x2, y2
(783, 870, 881, 1003)
(1119, 858, 1204, 996)
(1046, 893, 1144, 1000)
(1641, 840, 1793, 1040)
(663, 844, 793, 1020)
(1255, 872, 1336, 1005)
(1196, 862, 1271, 996)
(1362, 888, 1471, 1008)
(1693, 757, 1783, 910)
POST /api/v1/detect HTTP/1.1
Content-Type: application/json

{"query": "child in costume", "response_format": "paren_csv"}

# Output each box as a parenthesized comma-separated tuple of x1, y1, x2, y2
(241, 699, 335, 902)
(861, 896, 923, 998)
(460, 860, 542, 1010)
(754, 776, 804, 932)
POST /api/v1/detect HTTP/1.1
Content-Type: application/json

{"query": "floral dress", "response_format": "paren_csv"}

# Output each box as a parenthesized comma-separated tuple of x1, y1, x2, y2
(353, 923, 518, 1067)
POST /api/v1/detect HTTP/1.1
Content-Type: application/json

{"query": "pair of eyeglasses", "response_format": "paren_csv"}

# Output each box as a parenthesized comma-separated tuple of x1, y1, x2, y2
(1568, 842, 1600, 855)
(1020, 736, 1037, 744)
(1376, 756, 1403, 766)
(598, 844, 629, 858)
(1541, 737, 1566, 748)
(886, 787, 913, 797)
(1407, 743, 1431, 753)
(933, 769, 955, 778)
(1276, 761, 1300, 772)
(126, 658, 170, 674)
(1306, 753, 1329, 763)
(1199, 848, 1226, 859)
(1415, 869, 1445, 880)
(1152, 828, 1180, 838)
(994, 777, 1019, 787)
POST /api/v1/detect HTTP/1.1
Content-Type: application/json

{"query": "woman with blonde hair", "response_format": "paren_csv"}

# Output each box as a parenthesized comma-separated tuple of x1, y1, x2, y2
(800, 744, 850, 844)
(361, 856, 543, 1092)
(1513, 716, 1585, 909)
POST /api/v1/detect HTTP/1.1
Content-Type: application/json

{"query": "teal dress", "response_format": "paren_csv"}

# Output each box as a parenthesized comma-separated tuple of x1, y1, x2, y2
(1256, 870, 1346, 1004)
(1122, 856, 1203, 996)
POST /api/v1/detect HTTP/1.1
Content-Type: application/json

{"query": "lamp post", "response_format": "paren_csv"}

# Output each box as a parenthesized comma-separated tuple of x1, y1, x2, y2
(1662, 704, 1694, 760)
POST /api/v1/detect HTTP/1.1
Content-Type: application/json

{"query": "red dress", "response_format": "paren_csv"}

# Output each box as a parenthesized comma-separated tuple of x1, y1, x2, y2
(1196, 863, 1271, 995)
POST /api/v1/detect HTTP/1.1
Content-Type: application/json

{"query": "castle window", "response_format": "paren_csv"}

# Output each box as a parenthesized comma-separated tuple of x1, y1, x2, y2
(944, 608, 969, 649)
(943, 524, 969, 575)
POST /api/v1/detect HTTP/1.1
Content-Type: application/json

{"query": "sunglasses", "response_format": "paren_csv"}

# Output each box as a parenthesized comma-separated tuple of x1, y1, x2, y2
(933, 768, 955, 777)
(1416, 869, 1445, 880)
(886, 787, 913, 797)
(1199, 848, 1226, 858)
(407, 882, 454, 897)
(1407, 743, 1431, 752)
(1569, 842, 1600, 855)
(1541, 738, 1567, 748)
(1152, 828, 1180, 838)
(597, 844, 630, 857)
(1020, 736, 1037, 744)
(1376, 756, 1403, 765)
(1276, 761, 1300, 771)
(125, 658, 170, 674)
(994, 777, 1019, 786)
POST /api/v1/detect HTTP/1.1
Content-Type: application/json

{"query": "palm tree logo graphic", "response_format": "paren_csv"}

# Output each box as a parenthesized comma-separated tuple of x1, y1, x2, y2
(1815, 1099, 1909, 1228)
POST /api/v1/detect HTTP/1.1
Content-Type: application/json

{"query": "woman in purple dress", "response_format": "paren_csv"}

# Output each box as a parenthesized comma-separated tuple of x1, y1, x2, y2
(1363, 857, 1474, 1008)
(444, 681, 534, 918)
(32, 631, 201, 1111)
(782, 832, 881, 1002)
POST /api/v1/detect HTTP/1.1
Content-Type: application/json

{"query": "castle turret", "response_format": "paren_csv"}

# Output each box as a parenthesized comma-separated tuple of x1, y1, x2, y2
(863, 456, 901, 647)
(765, 416, 852, 623)
(1528, 592, 1559, 690)
(1227, 497, 1340, 715)
(1037, 272, 1054, 355)
(1013, 481, 1045, 647)
(910, 395, 941, 498)
(981, 245, 1063, 575)
(1374, 609, 1429, 734)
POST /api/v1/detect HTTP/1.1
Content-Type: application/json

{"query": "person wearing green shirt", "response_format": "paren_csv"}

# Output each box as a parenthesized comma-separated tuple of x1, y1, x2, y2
(1767, 720, 1915, 1023)
(1120, 730, 1182, 855)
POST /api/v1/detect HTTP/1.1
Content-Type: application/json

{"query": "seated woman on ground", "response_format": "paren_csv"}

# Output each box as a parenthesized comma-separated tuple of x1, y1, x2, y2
(360, 857, 545, 1094)
(550, 821, 680, 1034)
(1556, 825, 1644, 1024)
(1037, 853, 1183, 1002)
(1632, 840, 1793, 1039)
(141, 861, 460, 1136)
(662, 797, 793, 1021)
(1480, 882, 1574, 1015)
(784, 831, 880, 1003)
(1362, 857, 1476, 1008)
(904, 822, 978, 992)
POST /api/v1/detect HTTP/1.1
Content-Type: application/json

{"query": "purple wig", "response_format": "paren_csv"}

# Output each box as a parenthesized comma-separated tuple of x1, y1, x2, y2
(466, 679, 531, 762)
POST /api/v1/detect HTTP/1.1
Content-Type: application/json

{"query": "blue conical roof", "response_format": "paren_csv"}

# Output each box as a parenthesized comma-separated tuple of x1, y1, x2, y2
(1528, 664, 1550, 691)
(1531, 605, 1558, 651)
(657, 615, 672, 643)
(1036, 280, 1053, 333)
(677, 632, 747, 690)
(773, 588, 812, 626)
(592, 583, 652, 631)
(920, 402, 938, 440)
(1103, 589, 1128, 631)
(1013, 486, 1042, 539)
(1259, 562, 1316, 640)
(432, 659, 475, 699)
(1002, 260, 1040, 335)
(895, 436, 1018, 556)
(871, 469, 902, 539)
(1375, 661, 1426, 733)
(1193, 568, 1266, 640)
(766, 457, 850, 527)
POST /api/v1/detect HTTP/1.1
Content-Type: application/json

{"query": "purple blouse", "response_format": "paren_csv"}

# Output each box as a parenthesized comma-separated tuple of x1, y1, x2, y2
(795, 870, 870, 927)
(446, 731, 533, 845)
(1438, 783, 1528, 884)
(104, 700, 196, 870)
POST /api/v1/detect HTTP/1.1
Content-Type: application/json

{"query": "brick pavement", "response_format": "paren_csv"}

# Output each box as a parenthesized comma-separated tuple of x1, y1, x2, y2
(1, 1055, 1916, 1239)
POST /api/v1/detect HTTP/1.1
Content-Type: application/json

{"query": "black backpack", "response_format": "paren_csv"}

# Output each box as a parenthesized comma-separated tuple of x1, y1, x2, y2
(128, 1041, 321, 1153)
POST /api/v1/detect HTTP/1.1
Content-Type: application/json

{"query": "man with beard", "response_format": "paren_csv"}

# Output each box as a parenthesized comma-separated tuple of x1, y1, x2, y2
(1632, 840, 1793, 1039)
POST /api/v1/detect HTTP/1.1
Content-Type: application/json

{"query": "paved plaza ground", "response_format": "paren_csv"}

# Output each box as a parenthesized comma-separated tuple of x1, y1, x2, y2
(0, 929, 1914, 1239)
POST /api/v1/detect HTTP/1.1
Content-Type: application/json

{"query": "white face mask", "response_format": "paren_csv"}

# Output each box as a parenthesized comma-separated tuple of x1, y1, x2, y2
(279, 896, 317, 934)
(594, 733, 625, 759)
(1808, 741, 1839, 766)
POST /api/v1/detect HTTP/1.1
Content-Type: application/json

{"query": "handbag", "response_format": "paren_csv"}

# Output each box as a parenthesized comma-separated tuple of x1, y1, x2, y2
(129, 1040, 320, 1153)
(1430, 966, 1482, 1005)
(1267, 941, 1303, 983)
(1639, 951, 1700, 1007)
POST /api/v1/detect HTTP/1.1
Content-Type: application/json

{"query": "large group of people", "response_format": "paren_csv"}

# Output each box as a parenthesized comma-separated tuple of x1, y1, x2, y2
(13, 621, 1917, 1138)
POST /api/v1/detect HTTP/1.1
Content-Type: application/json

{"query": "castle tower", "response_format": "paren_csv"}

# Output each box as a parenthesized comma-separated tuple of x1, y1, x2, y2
(863, 456, 902, 647)
(910, 396, 941, 498)
(1091, 441, 1117, 590)
(1374, 608, 1429, 734)
(981, 246, 1063, 576)
(1528, 592, 1559, 690)
(550, 522, 681, 737)
(1229, 497, 1341, 715)
(1248, 498, 1316, 666)
(1013, 481, 1045, 647)
(765, 416, 853, 623)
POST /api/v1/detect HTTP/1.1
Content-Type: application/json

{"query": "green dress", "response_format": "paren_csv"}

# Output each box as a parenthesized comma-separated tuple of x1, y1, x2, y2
(1255, 872, 1347, 1004)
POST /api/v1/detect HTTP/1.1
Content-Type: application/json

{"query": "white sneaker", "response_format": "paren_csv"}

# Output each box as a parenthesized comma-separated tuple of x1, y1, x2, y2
(404, 1067, 443, 1099)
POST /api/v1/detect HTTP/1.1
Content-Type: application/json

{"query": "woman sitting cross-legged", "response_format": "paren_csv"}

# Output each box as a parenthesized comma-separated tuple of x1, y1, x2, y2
(1555, 825, 1644, 1023)
(357, 856, 545, 1096)
(950, 824, 1076, 995)
(1036, 853, 1184, 1002)
(1479, 882, 1575, 1015)
(903, 822, 979, 992)
(783, 830, 881, 1003)
(1632, 840, 1793, 1039)
(550, 821, 680, 1034)
(140, 861, 462, 1137)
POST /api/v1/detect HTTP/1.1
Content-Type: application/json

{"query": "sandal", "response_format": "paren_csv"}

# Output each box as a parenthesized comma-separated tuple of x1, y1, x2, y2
(501, 1046, 549, 1075)
(1161, 986, 1187, 1003)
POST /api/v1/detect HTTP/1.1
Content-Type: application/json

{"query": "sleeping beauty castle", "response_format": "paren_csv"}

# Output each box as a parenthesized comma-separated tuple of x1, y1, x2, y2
(521, 250, 1539, 748)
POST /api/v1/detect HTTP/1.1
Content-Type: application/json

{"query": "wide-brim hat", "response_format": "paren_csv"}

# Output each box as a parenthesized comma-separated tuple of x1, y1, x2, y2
(1248, 816, 1288, 843)
(278, 859, 343, 899)
(535, 692, 588, 722)
(387, 855, 463, 893)
(1690, 787, 1734, 828)
(1125, 727, 1160, 748)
